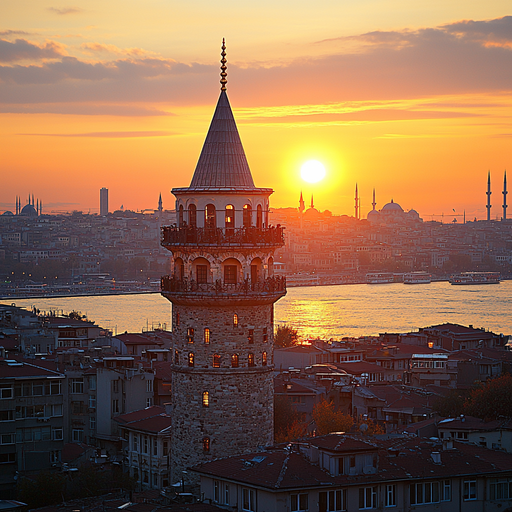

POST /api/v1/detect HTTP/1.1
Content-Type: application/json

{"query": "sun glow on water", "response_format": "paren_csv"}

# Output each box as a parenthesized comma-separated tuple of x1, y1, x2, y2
(300, 160, 326, 183)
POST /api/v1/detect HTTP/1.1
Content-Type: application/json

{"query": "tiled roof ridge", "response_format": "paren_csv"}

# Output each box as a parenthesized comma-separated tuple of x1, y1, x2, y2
(275, 451, 291, 488)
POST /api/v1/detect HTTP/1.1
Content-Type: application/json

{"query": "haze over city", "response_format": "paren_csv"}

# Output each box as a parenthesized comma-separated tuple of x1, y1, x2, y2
(1, 1, 512, 218)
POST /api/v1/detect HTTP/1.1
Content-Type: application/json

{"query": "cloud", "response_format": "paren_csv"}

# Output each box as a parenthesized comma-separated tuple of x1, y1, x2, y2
(20, 131, 175, 137)
(0, 103, 172, 116)
(0, 30, 31, 37)
(80, 42, 158, 58)
(0, 38, 66, 63)
(47, 7, 83, 15)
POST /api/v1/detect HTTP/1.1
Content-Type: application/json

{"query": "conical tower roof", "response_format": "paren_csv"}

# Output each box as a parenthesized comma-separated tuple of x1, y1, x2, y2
(188, 89, 256, 190)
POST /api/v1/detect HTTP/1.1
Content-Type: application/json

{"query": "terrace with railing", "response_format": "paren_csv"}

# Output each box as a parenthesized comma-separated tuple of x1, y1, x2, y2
(161, 225, 285, 249)
(161, 275, 286, 299)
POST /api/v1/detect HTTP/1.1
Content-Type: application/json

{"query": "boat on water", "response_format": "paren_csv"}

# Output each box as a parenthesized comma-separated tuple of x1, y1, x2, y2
(366, 272, 395, 284)
(449, 271, 500, 285)
(404, 271, 432, 284)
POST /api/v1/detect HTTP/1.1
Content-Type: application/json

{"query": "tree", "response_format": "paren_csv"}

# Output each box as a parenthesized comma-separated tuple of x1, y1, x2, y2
(432, 389, 468, 418)
(274, 324, 299, 348)
(464, 374, 512, 420)
(355, 415, 385, 435)
(312, 399, 353, 435)
(17, 471, 65, 508)
(274, 395, 308, 442)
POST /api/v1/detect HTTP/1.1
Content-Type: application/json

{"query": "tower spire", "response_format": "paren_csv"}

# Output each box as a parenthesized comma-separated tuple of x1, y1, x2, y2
(486, 171, 492, 221)
(220, 38, 227, 91)
(310, 194, 314, 209)
(372, 188, 376, 211)
(355, 183, 359, 220)
(503, 170, 508, 221)
(299, 190, 305, 214)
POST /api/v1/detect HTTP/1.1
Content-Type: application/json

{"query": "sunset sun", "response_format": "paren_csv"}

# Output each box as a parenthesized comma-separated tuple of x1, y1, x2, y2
(300, 160, 326, 184)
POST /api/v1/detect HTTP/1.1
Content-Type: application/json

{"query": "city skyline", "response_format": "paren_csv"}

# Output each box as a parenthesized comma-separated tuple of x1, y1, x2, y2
(1, 2, 512, 218)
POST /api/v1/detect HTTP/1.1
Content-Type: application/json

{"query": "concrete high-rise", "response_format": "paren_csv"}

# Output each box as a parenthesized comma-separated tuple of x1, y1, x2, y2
(160, 41, 286, 483)
(100, 187, 109, 216)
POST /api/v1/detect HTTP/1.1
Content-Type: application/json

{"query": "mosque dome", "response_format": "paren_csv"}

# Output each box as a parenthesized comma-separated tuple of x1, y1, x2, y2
(20, 204, 37, 217)
(367, 209, 380, 222)
(381, 199, 404, 213)
(408, 209, 421, 220)
(2, 211, 14, 216)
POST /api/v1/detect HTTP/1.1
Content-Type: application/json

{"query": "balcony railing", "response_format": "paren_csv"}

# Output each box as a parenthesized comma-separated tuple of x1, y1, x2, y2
(161, 275, 286, 297)
(161, 226, 285, 248)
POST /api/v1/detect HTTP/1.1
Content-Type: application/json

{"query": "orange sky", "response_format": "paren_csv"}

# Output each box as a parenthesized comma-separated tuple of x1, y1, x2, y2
(1, 2, 512, 219)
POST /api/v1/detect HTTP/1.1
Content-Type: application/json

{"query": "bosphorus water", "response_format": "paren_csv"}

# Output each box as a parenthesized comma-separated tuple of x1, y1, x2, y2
(8, 280, 512, 338)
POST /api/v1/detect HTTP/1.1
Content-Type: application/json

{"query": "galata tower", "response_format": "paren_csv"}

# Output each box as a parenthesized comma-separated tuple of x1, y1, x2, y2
(161, 40, 286, 483)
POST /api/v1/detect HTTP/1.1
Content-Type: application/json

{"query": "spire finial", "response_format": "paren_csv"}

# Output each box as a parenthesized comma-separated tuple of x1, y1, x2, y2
(220, 38, 227, 91)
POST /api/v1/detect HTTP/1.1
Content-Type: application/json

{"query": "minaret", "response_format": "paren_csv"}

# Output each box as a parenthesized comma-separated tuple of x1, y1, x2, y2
(355, 183, 359, 220)
(40, 200, 42, 215)
(486, 171, 492, 221)
(503, 171, 508, 221)
(298, 191, 305, 214)
(372, 188, 376, 211)
(161, 40, 286, 484)
(310, 194, 314, 209)
(158, 193, 163, 216)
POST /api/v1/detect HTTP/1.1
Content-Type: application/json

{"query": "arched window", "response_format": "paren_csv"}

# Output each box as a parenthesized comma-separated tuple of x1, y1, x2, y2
(174, 350, 179, 365)
(263, 327, 268, 343)
(233, 313, 238, 328)
(205, 204, 216, 230)
(175, 312, 180, 327)
(178, 205, 184, 227)
(202, 391, 209, 407)
(204, 328, 210, 344)
(231, 354, 239, 368)
(174, 258, 184, 280)
(262, 352, 267, 366)
(213, 354, 221, 368)
(188, 353, 194, 367)
(248, 353, 255, 367)
(243, 204, 252, 228)
(203, 437, 210, 453)
(189, 204, 197, 227)
(187, 327, 194, 343)
(256, 204, 263, 229)
(225, 205, 235, 229)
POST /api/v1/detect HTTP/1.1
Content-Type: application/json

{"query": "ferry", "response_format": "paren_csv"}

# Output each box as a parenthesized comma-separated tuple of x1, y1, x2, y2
(449, 271, 500, 285)
(366, 272, 395, 284)
(404, 271, 432, 284)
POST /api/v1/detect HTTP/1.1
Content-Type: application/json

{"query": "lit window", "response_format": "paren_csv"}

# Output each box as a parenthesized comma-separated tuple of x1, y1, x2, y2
(174, 350, 179, 365)
(203, 437, 210, 453)
(262, 352, 267, 366)
(213, 354, 221, 368)
(231, 354, 239, 368)
(187, 327, 194, 343)
(188, 353, 194, 367)
(248, 353, 255, 367)
(263, 327, 268, 343)
(233, 314, 238, 327)
(248, 329, 254, 344)
(204, 328, 210, 344)
(202, 391, 209, 407)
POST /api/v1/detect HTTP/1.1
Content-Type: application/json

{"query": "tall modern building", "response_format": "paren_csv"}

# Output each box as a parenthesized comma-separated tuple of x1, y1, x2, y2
(160, 41, 286, 483)
(100, 187, 109, 216)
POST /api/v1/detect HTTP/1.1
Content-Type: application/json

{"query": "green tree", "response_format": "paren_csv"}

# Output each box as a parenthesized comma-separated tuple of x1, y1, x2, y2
(312, 399, 353, 435)
(274, 324, 299, 348)
(274, 395, 308, 442)
(464, 374, 512, 420)
(17, 471, 65, 508)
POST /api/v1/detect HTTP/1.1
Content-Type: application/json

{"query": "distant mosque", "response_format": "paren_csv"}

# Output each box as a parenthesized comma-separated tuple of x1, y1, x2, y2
(2, 195, 43, 217)
(361, 187, 421, 224)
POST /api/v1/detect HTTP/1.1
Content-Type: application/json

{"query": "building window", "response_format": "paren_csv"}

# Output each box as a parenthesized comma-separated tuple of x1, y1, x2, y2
(89, 395, 96, 409)
(53, 428, 63, 441)
(225, 205, 235, 229)
(224, 483, 230, 505)
(146, 398, 153, 407)
(248, 353, 255, 367)
(176, 313, 180, 326)
(204, 328, 210, 344)
(410, 482, 441, 505)
(187, 327, 194, 343)
(188, 353, 194, 367)
(319, 490, 347, 512)
(0, 453, 15, 464)
(463, 480, 477, 501)
(174, 350, 179, 365)
(490, 478, 512, 500)
(0, 434, 15, 445)
(189, 204, 197, 227)
(232, 354, 239, 368)
(143, 436, 149, 454)
(89, 375, 97, 390)
(213, 354, 221, 368)
(153, 439, 158, 456)
(90, 416, 96, 431)
(291, 493, 308, 512)
(243, 204, 252, 227)
(203, 437, 210, 453)
(196, 264, 208, 284)
(146, 380, 153, 393)
(112, 399, 119, 414)
(203, 391, 209, 407)
(443, 480, 451, 501)
(263, 327, 268, 342)
(112, 380, 119, 393)
(242, 488, 256, 512)
(248, 329, 254, 344)
(214, 480, 219, 502)
(205, 204, 216, 229)
(133, 434, 138, 452)
(71, 378, 84, 394)
(72, 429, 84, 442)
(385, 484, 396, 507)
(359, 486, 377, 509)
(262, 352, 267, 366)
(224, 265, 237, 284)
(233, 313, 238, 327)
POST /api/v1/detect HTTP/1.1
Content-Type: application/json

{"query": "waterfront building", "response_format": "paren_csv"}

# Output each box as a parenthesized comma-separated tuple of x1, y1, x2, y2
(160, 41, 286, 483)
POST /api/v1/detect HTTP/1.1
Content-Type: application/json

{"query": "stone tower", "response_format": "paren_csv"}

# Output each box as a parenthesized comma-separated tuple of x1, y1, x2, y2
(161, 40, 286, 483)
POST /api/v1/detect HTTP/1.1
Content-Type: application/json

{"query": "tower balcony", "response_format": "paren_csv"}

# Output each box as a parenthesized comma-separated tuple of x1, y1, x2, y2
(161, 275, 286, 305)
(161, 225, 284, 250)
